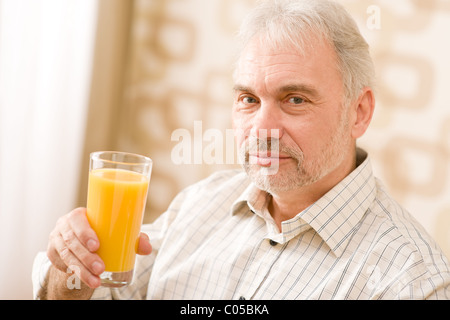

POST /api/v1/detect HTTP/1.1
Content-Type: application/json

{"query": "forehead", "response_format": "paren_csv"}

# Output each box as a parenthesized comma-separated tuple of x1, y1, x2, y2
(234, 35, 341, 90)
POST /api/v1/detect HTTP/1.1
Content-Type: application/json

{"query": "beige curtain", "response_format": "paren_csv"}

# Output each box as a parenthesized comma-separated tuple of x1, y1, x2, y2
(76, 0, 135, 209)
(0, 0, 98, 299)
(80, 0, 248, 223)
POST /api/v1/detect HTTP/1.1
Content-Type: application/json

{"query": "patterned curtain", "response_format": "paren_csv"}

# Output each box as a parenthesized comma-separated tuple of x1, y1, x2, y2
(81, 0, 450, 259)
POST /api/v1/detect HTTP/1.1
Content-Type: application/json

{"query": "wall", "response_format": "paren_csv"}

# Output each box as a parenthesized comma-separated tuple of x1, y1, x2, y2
(95, 0, 450, 259)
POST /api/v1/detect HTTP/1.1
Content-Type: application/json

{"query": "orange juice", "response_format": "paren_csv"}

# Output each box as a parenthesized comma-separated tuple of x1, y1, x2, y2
(86, 168, 149, 272)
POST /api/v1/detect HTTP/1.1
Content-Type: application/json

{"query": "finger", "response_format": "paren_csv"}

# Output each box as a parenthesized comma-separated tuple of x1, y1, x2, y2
(47, 228, 71, 273)
(52, 229, 102, 288)
(137, 232, 152, 255)
(68, 208, 99, 252)
(59, 218, 105, 276)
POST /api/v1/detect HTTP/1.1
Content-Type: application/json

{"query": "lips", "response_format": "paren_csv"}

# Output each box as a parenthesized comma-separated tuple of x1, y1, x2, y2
(248, 153, 291, 167)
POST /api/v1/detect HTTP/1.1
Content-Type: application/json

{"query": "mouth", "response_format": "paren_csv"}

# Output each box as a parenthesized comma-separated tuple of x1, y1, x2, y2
(248, 153, 292, 167)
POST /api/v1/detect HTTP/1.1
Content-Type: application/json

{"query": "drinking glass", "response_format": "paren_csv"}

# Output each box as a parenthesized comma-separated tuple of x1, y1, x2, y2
(86, 151, 152, 287)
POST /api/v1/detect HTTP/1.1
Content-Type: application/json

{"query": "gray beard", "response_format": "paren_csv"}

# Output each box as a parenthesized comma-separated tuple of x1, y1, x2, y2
(239, 116, 349, 195)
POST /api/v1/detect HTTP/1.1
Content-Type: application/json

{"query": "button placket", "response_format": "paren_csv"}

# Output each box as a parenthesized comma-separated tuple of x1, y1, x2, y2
(235, 237, 284, 299)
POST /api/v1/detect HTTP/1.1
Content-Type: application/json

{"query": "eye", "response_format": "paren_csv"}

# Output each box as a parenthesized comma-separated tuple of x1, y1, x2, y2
(242, 96, 258, 104)
(288, 96, 305, 105)
(234, 94, 260, 113)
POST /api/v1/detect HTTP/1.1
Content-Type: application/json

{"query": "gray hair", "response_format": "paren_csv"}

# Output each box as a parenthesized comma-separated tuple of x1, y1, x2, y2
(236, 0, 375, 106)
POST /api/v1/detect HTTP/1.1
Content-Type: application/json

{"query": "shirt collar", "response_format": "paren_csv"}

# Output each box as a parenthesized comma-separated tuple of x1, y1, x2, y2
(231, 148, 377, 257)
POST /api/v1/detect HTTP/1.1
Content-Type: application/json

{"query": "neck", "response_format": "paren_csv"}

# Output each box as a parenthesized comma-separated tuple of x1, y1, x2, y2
(268, 150, 356, 231)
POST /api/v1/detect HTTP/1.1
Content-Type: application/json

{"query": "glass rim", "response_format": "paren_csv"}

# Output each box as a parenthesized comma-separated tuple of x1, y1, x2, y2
(90, 151, 152, 167)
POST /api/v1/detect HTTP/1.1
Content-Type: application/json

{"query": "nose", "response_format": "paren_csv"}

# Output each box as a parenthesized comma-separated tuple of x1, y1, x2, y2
(250, 102, 284, 140)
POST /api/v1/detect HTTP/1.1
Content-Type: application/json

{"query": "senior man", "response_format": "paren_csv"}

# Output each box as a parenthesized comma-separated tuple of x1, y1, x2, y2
(33, 0, 450, 299)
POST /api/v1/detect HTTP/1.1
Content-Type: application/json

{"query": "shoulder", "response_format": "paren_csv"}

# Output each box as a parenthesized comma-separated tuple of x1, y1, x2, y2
(371, 179, 437, 249)
(371, 179, 446, 263)
(181, 169, 249, 197)
(365, 179, 450, 298)
(144, 169, 250, 242)
(163, 169, 250, 214)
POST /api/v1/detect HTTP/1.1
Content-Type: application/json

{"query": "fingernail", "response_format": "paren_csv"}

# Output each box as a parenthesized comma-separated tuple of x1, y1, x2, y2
(92, 261, 104, 275)
(89, 275, 101, 288)
(87, 239, 97, 252)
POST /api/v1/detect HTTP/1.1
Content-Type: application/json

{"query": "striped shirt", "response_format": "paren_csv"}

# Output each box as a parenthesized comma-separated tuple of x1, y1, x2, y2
(33, 149, 450, 299)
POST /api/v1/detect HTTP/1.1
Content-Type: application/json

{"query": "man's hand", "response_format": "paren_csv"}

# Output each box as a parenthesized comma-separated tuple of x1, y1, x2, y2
(44, 207, 152, 299)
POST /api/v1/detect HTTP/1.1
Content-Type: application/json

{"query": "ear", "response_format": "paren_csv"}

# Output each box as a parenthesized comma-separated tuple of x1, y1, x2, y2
(351, 87, 375, 139)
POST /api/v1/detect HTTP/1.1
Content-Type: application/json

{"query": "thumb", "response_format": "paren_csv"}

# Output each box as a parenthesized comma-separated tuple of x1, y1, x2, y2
(137, 232, 152, 255)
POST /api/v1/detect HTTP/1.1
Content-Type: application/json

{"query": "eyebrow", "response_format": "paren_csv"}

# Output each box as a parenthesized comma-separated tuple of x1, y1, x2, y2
(233, 84, 254, 94)
(233, 83, 320, 98)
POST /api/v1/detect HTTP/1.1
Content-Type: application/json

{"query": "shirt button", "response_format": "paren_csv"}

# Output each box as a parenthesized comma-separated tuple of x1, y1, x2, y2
(269, 239, 277, 246)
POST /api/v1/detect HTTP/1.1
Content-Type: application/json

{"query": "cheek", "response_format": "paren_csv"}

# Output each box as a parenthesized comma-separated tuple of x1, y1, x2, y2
(232, 107, 250, 148)
(283, 119, 329, 155)
(232, 128, 245, 152)
(233, 130, 246, 150)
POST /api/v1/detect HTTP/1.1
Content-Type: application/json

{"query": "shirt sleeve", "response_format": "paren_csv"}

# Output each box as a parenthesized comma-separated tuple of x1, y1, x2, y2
(31, 251, 52, 299)
(388, 274, 450, 300)
(425, 279, 450, 300)
(409, 272, 450, 300)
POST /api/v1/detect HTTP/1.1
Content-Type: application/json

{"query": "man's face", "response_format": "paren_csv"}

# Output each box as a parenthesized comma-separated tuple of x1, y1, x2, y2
(232, 36, 354, 194)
